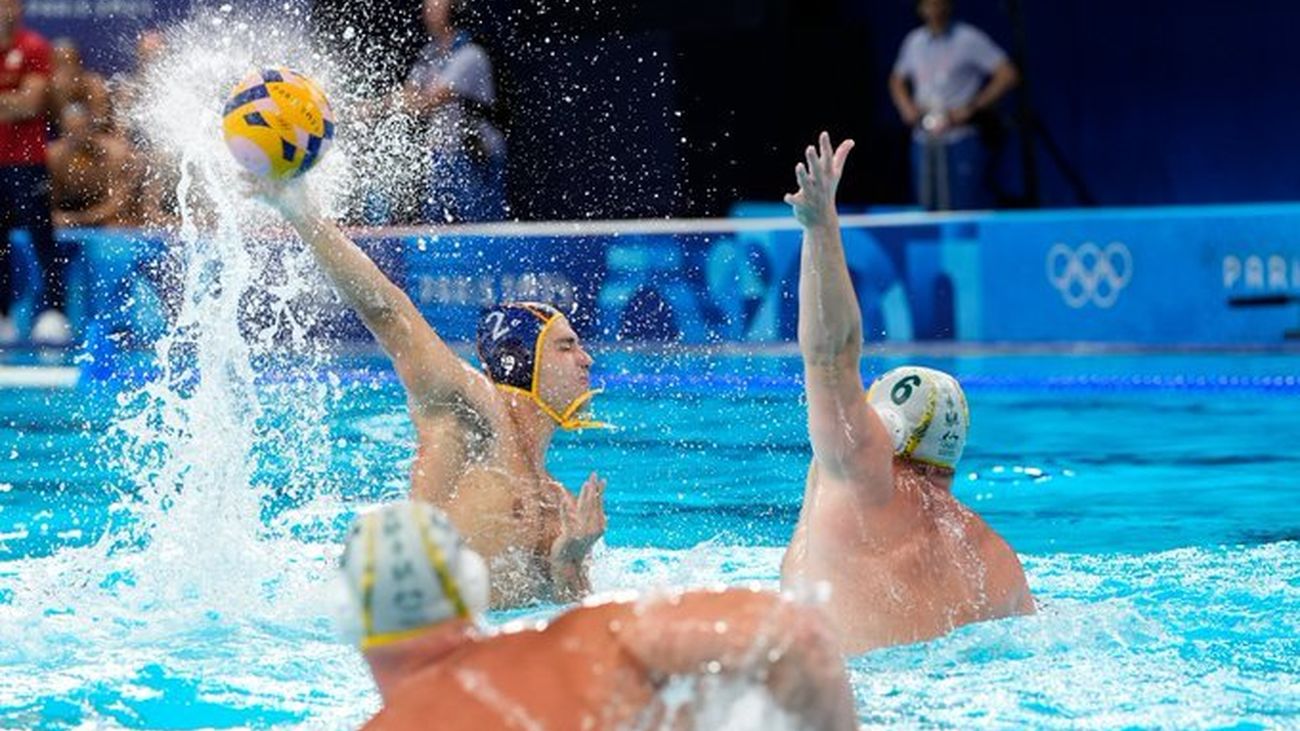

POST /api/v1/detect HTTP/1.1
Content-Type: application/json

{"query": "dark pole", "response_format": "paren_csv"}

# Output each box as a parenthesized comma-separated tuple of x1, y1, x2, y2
(1005, 0, 1041, 207)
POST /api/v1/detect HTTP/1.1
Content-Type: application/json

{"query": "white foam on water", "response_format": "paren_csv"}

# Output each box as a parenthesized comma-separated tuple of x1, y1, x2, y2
(650, 676, 807, 731)
(2, 537, 1299, 727)
(846, 542, 1300, 729)
(589, 541, 784, 593)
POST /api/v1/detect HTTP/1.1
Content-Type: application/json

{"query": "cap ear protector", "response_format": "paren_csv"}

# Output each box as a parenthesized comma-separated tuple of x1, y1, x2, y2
(866, 366, 969, 470)
(476, 302, 610, 430)
(339, 501, 490, 650)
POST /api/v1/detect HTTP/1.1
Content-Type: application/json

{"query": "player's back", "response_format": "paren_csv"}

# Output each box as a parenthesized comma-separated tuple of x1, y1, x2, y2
(363, 603, 653, 731)
(784, 463, 1033, 654)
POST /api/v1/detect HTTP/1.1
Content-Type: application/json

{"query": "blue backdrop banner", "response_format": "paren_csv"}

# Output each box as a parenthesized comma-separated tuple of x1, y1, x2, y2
(359, 204, 1300, 346)
(40, 204, 1300, 365)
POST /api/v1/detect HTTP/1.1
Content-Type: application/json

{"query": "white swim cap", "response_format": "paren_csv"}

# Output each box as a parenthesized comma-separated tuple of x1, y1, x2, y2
(339, 501, 489, 650)
(866, 366, 969, 470)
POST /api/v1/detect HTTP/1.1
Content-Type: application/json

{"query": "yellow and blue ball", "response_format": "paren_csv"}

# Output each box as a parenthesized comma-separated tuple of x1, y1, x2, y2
(221, 67, 335, 180)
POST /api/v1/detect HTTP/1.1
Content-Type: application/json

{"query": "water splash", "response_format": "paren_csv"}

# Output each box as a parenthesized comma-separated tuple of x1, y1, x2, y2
(0, 6, 501, 722)
(93, 5, 360, 616)
(0, 0, 426, 681)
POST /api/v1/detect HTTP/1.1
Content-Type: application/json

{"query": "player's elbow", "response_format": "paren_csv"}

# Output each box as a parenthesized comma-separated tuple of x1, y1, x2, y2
(355, 284, 408, 327)
(356, 302, 403, 340)
(761, 601, 855, 729)
(361, 300, 399, 326)
(798, 325, 862, 367)
(801, 346, 848, 370)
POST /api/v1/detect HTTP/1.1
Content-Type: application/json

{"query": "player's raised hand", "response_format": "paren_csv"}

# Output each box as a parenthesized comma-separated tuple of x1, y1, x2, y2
(784, 132, 855, 229)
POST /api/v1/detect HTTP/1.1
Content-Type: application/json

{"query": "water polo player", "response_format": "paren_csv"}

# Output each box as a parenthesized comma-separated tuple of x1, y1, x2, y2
(476, 301, 608, 430)
(779, 133, 1034, 654)
(250, 179, 608, 607)
(341, 500, 857, 731)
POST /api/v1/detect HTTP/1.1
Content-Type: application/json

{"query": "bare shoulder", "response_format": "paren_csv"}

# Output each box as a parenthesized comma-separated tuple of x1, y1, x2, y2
(615, 587, 790, 643)
(411, 357, 502, 413)
(809, 459, 924, 537)
(807, 441, 896, 504)
(362, 665, 469, 731)
(437, 461, 517, 516)
(411, 368, 509, 454)
(972, 517, 1018, 563)
(611, 588, 821, 677)
(974, 521, 1035, 614)
(551, 599, 631, 637)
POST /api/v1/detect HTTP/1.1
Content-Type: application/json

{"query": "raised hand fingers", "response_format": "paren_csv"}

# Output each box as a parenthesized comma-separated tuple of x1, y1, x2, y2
(805, 145, 819, 178)
(833, 139, 855, 175)
(576, 473, 607, 533)
(819, 132, 834, 170)
(795, 162, 810, 190)
(580, 472, 604, 502)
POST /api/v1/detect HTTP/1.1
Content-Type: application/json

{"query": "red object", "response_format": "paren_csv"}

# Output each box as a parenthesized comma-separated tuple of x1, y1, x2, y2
(0, 28, 52, 165)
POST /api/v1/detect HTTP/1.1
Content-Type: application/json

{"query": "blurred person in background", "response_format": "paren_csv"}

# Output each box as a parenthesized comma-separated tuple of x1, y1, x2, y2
(112, 30, 177, 227)
(48, 103, 137, 228)
(343, 500, 858, 731)
(49, 38, 110, 131)
(109, 28, 164, 135)
(0, 0, 68, 344)
(400, 0, 507, 223)
(889, 0, 1018, 211)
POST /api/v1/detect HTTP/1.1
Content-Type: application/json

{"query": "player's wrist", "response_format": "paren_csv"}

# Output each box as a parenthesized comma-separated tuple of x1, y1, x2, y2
(278, 195, 322, 228)
(804, 210, 840, 232)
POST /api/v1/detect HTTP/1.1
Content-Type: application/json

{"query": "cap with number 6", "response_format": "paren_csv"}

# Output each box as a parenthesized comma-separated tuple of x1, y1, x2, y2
(866, 366, 969, 470)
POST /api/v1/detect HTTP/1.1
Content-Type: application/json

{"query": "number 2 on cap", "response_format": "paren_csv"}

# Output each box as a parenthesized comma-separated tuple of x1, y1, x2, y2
(485, 311, 511, 341)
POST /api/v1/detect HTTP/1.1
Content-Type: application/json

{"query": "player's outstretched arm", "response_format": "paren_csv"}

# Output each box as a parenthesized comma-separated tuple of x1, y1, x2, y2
(617, 590, 857, 731)
(251, 179, 488, 412)
(786, 133, 892, 498)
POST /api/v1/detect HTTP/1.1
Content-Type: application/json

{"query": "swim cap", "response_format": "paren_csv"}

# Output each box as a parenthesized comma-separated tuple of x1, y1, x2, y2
(866, 366, 969, 470)
(476, 302, 609, 430)
(339, 501, 489, 650)
(476, 302, 560, 392)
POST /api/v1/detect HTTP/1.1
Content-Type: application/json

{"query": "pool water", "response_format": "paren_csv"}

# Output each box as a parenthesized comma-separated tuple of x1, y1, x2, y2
(1, 352, 1298, 729)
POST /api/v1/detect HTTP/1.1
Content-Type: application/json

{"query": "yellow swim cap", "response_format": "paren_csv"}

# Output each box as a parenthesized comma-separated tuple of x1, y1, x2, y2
(339, 501, 489, 650)
(866, 366, 969, 470)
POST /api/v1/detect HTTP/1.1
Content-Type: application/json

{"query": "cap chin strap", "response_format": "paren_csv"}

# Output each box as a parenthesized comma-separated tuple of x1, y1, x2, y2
(541, 387, 611, 431)
(491, 312, 612, 430)
(496, 383, 612, 431)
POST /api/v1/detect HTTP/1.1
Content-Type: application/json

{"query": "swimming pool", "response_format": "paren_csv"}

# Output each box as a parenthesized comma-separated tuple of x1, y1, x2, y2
(1, 351, 1298, 729)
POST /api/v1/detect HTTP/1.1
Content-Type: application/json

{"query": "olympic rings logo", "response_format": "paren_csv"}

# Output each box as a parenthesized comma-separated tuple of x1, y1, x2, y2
(1045, 241, 1133, 309)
